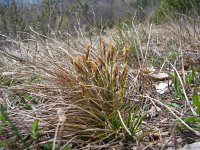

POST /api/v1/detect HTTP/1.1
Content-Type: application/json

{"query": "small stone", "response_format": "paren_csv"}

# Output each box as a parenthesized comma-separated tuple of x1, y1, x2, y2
(182, 142, 200, 150)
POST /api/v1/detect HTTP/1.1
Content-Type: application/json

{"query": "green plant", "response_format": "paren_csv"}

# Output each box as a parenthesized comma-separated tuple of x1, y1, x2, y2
(31, 120, 39, 140)
(167, 102, 182, 110)
(152, 0, 200, 23)
(169, 68, 200, 113)
(24, 76, 42, 84)
(9, 92, 33, 110)
(0, 76, 17, 87)
(124, 105, 146, 136)
(43, 143, 53, 150)
(169, 65, 200, 134)
(177, 116, 200, 131)
(169, 73, 185, 99)
(186, 69, 196, 84)
(39, 41, 146, 148)
(0, 104, 29, 149)
(113, 24, 143, 67)
(192, 93, 200, 115)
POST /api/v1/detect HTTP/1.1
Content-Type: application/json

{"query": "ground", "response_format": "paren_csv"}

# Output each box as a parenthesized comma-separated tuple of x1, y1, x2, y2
(0, 21, 200, 149)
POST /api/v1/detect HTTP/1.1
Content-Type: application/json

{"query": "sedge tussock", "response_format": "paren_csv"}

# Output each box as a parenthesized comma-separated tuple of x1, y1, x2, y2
(0, 38, 146, 149)
(3, 21, 200, 149)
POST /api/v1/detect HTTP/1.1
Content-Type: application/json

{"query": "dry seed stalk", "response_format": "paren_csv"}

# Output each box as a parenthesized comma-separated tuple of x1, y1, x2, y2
(122, 47, 129, 62)
(96, 57, 105, 69)
(99, 39, 106, 57)
(108, 45, 115, 63)
(104, 65, 110, 82)
(57, 74, 74, 85)
(81, 54, 88, 62)
(85, 59, 93, 73)
(73, 59, 85, 74)
(92, 62, 100, 79)
(112, 63, 119, 85)
(121, 65, 128, 82)
(79, 82, 88, 95)
(85, 45, 91, 60)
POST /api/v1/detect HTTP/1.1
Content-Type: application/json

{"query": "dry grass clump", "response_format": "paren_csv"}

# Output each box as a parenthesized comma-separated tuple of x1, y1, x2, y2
(1, 18, 200, 149)
(0, 33, 148, 149)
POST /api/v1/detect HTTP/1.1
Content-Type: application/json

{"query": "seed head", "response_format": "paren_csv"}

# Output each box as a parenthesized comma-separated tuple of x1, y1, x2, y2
(112, 63, 119, 83)
(73, 59, 85, 74)
(121, 65, 128, 81)
(122, 47, 129, 62)
(99, 39, 106, 57)
(108, 45, 115, 63)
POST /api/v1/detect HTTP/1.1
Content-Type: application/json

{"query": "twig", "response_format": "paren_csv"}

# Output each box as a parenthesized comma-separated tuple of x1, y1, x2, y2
(143, 95, 200, 136)
(53, 108, 66, 150)
(142, 23, 152, 68)
(117, 110, 132, 136)
(167, 60, 196, 116)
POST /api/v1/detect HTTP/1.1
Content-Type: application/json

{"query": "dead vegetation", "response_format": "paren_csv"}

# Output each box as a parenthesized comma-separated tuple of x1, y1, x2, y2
(0, 19, 200, 150)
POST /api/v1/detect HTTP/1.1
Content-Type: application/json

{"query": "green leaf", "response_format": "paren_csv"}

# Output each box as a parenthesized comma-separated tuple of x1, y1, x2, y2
(0, 105, 9, 121)
(24, 104, 32, 110)
(173, 74, 185, 99)
(43, 143, 53, 150)
(192, 69, 196, 81)
(184, 116, 199, 122)
(31, 120, 39, 140)
(192, 93, 200, 115)
(111, 115, 120, 130)
(178, 116, 200, 130)
(168, 73, 175, 79)
(186, 69, 196, 84)
(167, 102, 182, 110)
(64, 146, 71, 150)
(192, 93, 200, 108)
(196, 108, 200, 115)
(24, 94, 32, 100)
(0, 141, 6, 147)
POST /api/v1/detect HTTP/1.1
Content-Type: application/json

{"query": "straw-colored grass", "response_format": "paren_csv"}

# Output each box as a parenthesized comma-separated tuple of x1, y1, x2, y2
(0, 18, 200, 149)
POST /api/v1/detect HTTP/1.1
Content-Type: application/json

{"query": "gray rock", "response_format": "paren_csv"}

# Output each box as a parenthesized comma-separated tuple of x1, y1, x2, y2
(182, 142, 200, 150)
